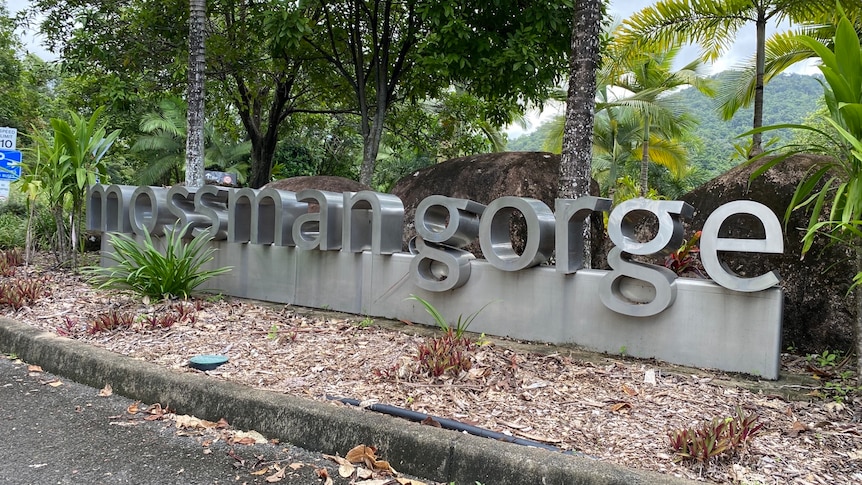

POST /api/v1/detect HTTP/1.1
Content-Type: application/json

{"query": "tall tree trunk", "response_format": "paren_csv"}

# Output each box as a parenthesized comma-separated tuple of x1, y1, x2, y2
(750, 9, 767, 157)
(248, 135, 279, 188)
(359, 92, 388, 188)
(559, 0, 600, 267)
(359, 122, 383, 187)
(235, 74, 296, 189)
(186, 0, 206, 188)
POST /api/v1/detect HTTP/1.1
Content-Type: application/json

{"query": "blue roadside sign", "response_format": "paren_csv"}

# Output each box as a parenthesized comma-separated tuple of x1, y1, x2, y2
(0, 150, 21, 181)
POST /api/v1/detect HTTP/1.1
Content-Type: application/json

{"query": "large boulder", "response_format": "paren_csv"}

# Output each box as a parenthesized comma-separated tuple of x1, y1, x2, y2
(390, 151, 603, 261)
(264, 175, 370, 194)
(263, 176, 371, 212)
(681, 154, 854, 354)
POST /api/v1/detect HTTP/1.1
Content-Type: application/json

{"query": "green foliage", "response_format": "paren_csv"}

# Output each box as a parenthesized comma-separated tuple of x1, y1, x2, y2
(616, 0, 832, 154)
(86, 226, 232, 300)
(748, 9, 862, 290)
(668, 407, 764, 463)
(408, 295, 494, 378)
(407, 294, 492, 339)
(270, 142, 319, 179)
(809, 350, 841, 368)
(507, 121, 560, 152)
(432, 89, 511, 159)
(513, 73, 823, 184)
(271, 114, 363, 182)
(0, 3, 22, 127)
(418, 0, 574, 120)
(0, 212, 25, 249)
(612, 175, 663, 203)
(823, 379, 859, 403)
(21, 106, 120, 268)
(601, 46, 713, 195)
(672, 72, 821, 177)
(131, 97, 251, 186)
(372, 149, 433, 193)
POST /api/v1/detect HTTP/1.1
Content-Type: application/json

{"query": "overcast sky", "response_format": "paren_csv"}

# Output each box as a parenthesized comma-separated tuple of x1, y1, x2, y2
(7, 0, 54, 60)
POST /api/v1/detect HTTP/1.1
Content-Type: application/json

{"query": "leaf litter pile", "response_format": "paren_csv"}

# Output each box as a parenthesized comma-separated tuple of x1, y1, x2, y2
(8, 262, 862, 484)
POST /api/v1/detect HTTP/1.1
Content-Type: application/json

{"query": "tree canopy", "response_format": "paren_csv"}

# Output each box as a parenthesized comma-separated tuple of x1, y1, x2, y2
(26, 0, 575, 187)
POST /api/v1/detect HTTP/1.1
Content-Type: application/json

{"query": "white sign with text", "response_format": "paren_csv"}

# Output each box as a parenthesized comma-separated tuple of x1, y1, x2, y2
(0, 127, 16, 150)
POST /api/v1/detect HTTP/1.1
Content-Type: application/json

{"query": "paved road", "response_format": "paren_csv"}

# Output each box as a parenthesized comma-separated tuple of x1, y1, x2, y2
(0, 355, 435, 485)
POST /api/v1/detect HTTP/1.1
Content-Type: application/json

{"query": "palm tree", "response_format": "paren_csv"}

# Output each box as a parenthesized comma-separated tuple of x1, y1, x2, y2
(132, 98, 251, 186)
(543, 84, 690, 200)
(603, 48, 712, 196)
(132, 98, 187, 186)
(592, 111, 690, 200)
(715, 6, 862, 118)
(186, 0, 206, 188)
(616, 0, 828, 156)
(558, 0, 602, 268)
(203, 124, 251, 184)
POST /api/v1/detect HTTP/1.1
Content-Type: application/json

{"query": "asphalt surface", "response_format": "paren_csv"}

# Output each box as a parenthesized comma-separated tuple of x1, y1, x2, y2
(0, 317, 697, 485)
(0, 355, 421, 485)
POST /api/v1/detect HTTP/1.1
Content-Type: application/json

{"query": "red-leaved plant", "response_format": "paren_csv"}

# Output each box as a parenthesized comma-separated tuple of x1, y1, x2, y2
(664, 230, 704, 277)
(668, 406, 764, 462)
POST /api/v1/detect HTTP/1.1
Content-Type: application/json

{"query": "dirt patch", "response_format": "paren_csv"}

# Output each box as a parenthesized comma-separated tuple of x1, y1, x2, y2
(5, 256, 861, 485)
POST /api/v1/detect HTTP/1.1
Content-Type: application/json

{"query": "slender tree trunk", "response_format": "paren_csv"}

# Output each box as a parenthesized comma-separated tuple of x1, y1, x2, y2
(639, 119, 650, 197)
(359, 94, 387, 187)
(186, 0, 206, 188)
(24, 201, 34, 266)
(359, 123, 383, 187)
(52, 206, 68, 266)
(559, 0, 601, 267)
(750, 9, 767, 157)
(608, 136, 619, 201)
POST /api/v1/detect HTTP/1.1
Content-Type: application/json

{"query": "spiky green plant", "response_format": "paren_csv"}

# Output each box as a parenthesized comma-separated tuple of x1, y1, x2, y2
(87, 225, 231, 300)
(407, 294, 493, 339)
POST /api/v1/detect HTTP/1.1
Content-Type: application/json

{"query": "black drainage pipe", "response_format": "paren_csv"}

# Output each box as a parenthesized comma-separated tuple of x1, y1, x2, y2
(328, 395, 581, 456)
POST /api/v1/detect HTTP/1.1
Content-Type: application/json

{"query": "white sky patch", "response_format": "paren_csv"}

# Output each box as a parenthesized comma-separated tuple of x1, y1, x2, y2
(9, 0, 56, 60)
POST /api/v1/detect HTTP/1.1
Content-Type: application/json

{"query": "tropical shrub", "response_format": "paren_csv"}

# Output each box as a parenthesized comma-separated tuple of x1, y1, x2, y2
(86, 226, 231, 300)
(748, 6, 862, 383)
(20, 107, 120, 268)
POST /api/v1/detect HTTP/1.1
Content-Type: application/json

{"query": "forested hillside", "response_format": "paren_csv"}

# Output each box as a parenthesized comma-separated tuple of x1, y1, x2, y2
(509, 72, 824, 179)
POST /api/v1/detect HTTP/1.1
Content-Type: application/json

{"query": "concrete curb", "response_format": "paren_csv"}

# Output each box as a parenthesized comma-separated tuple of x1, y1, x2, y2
(0, 318, 696, 485)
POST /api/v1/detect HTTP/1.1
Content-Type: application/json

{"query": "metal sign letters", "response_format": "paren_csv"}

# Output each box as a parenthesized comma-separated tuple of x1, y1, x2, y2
(87, 184, 783, 318)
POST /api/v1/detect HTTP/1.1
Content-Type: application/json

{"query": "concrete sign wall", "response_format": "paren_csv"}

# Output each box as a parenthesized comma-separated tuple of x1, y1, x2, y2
(87, 184, 785, 379)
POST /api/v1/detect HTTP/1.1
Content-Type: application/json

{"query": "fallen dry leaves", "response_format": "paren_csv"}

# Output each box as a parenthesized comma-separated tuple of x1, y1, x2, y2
(7, 260, 862, 484)
(323, 444, 400, 482)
